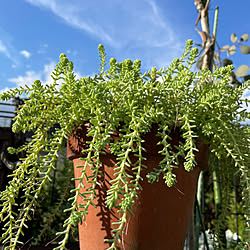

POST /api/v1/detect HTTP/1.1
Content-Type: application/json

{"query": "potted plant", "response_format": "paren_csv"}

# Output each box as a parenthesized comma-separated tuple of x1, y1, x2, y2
(0, 40, 249, 250)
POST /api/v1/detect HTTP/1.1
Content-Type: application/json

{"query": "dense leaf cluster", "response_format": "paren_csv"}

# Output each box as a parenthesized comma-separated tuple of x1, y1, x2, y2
(0, 40, 249, 249)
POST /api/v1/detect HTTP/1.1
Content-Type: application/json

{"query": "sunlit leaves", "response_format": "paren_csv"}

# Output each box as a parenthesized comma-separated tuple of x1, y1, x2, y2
(236, 65, 249, 78)
(230, 33, 238, 43)
(240, 45, 250, 54)
(0, 39, 249, 249)
(240, 33, 249, 42)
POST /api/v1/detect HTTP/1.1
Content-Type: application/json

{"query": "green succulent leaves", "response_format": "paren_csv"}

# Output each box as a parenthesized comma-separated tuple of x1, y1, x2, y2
(0, 39, 249, 249)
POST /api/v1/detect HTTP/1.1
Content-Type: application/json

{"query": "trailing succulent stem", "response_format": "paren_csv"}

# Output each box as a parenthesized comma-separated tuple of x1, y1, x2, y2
(0, 40, 249, 249)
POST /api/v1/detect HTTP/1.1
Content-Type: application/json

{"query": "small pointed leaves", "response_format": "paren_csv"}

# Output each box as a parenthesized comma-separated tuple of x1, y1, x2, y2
(229, 45, 236, 55)
(221, 45, 230, 52)
(240, 45, 250, 55)
(231, 33, 238, 43)
(235, 65, 249, 78)
(240, 33, 249, 42)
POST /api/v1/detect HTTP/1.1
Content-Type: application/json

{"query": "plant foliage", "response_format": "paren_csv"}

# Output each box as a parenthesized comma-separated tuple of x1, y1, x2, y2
(220, 32, 250, 82)
(0, 40, 249, 249)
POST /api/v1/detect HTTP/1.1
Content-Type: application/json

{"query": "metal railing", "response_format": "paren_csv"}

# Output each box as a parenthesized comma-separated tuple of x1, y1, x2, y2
(0, 98, 24, 127)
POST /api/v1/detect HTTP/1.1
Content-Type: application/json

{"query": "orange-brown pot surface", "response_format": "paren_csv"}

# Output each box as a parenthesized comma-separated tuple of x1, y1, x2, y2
(67, 124, 209, 250)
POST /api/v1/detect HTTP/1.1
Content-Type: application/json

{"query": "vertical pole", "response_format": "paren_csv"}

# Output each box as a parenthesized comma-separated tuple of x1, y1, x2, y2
(195, 197, 210, 249)
(212, 158, 227, 248)
(212, 159, 221, 217)
(210, 6, 219, 71)
(233, 176, 239, 242)
(210, 6, 227, 249)
(195, 171, 204, 249)
(193, 4, 220, 249)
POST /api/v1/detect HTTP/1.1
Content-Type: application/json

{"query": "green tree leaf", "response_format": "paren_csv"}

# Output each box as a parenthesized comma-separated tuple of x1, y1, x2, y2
(235, 65, 249, 78)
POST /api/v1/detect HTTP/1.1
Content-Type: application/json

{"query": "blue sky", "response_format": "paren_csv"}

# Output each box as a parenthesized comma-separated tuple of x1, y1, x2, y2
(0, 0, 249, 94)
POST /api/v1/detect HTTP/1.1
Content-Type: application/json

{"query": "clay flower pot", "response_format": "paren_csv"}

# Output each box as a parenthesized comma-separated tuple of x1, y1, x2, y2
(67, 124, 209, 250)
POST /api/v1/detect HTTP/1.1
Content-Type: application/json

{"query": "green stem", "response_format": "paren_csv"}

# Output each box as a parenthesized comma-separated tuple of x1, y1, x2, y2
(210, 6, 219, 71)
(212, 158, 227, 248)
(195, 197, 209, 249)
(195, 171, 204, 249)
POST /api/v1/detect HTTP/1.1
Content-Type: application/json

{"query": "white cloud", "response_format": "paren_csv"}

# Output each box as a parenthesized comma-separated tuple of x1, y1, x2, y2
(0, 39, 19, 64)
(25, 0, 56, 10)
(43, 61, 57, 85)
(0, 87, 12, 94)
(7, 61, 83, 89)
(25, 0, 115, 46)
(20, 50, 31, 59)
(0, 40, 11, 59)
(24, 0, 183, 68)
(242, 89, 250, 113)
(8, 70, 42, 87)
(8, 62, 56, 88)
(243, 89, 250, 98)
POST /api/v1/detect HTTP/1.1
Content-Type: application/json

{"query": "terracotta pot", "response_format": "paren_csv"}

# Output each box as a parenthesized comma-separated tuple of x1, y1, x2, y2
(67, 124, 209, 250)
